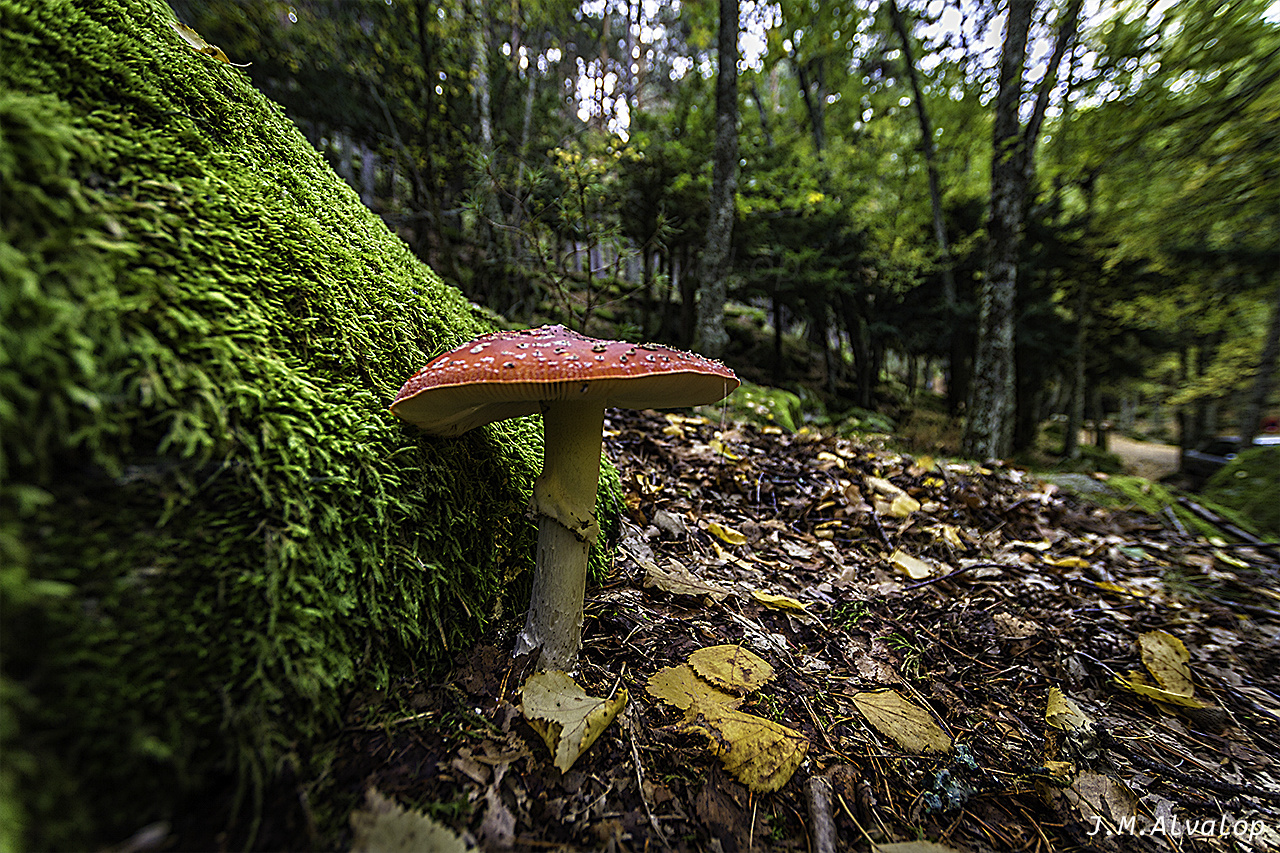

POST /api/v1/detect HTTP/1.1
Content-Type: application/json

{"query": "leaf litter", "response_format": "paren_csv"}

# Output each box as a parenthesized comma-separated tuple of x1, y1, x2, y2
(319, 408, 1280, 852)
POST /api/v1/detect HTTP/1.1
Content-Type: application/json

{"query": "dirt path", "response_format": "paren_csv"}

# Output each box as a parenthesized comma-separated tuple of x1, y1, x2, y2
(1087, 431, 1180, 480)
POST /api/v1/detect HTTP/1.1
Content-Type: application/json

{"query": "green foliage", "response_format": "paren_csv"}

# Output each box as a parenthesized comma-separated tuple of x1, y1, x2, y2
(721, 383, 805, 432)
(1202, 447, 1280, 537)
(0, 2, 619, 848)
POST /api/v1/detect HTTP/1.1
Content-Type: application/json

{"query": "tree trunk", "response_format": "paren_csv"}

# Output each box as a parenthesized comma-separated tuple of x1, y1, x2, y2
(888, 0, 961, 411)
(693, 0, 739, 358)
(964, 0, 1082, 460)
(359, 141, 376, 207)
(1063, 280, 1087, 459)
(470, 0, 500, 259)
(963, 0, 1034, 460)
(1239, 280, 1280, 447)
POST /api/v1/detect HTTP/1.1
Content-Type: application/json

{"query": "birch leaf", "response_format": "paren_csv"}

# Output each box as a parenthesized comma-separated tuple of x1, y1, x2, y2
(851, 689, 952, 754)
(707, 520, 748, 545)
(349, 787, 469, 853)
(750, 589, 810, 612)
(1139, 630, 1197, 698)
(890, 549, 934, 580)
(1113, 671, 1208, 708)
(888, 493, 921, 517)
(647, 664, 740, 710)
(679, 704, 809, 793)
(169, 21, 248, 66)
(1045, 687, 1091, 731)
(521, 671, 628, 772)
(688, 645, 775, 695)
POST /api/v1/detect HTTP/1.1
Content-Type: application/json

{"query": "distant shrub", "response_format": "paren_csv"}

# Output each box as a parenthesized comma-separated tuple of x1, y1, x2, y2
(1054, 444, 1124, 475)
(1203, 448, 1280, 537)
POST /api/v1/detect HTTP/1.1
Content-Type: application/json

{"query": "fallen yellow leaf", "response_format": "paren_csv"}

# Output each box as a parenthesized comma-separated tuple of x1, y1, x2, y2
(888, 493, 921, 517)
(889, 549, 935, 580)
(1045, 687, 1091, 731)
(1113, 671, 1208, 709)
(646, 664, 740, 711)
(1093, 581, 1142, 597)
(688, 645, 775, 696)
(865, 476, 906, 498)
(349, 788, 468, 853)
(850, 690, 952, 754)
(1213, 549, 1250, 569)
(521, 671, 628, 772)
(750, 589, 810, 612)
(708, 438, 742, 460)
(707, 520, 748, 545)
(679, 703, 809, 793)
(1138, 631, 1197, 698)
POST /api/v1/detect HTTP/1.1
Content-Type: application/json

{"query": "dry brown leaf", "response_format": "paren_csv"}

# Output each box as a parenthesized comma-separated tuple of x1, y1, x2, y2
(1056, 770, 1142, 834)
(643, 560, 732, 602)
(851, 690, 952, 754)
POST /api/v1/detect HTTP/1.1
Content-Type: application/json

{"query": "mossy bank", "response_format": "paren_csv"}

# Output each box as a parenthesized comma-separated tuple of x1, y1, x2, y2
(0, 1, 618, 848)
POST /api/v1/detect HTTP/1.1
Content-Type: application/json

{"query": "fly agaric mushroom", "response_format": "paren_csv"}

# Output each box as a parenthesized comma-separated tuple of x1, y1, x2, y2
(391, 325, 739, 670)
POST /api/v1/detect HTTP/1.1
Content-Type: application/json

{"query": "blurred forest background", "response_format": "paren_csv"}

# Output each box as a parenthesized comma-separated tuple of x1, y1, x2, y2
(171, 0, 1280, 464)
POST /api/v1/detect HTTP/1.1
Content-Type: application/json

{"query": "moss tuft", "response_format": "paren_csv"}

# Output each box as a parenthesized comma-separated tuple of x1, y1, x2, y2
(0, 1, 617, 848)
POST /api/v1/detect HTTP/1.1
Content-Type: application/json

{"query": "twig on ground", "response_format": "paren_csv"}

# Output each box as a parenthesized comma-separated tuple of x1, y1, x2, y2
(806, 775, 836, 853)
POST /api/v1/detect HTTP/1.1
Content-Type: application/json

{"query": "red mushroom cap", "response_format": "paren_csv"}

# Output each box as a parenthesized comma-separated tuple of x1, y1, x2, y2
(391, 325, 740, 436)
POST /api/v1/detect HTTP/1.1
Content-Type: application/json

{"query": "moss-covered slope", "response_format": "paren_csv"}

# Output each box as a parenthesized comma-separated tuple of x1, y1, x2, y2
(0, 1, 606, 848)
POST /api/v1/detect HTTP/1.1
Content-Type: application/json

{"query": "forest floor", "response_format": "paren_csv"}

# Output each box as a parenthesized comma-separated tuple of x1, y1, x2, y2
(310, 410, 1279, 853)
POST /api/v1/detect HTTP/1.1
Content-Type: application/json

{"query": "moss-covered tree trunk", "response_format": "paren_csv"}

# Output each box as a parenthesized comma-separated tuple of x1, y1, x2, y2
(0, 2, 616, 849)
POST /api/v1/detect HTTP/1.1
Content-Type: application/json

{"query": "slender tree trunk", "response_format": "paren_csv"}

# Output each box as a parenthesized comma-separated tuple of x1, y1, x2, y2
(359, 141, 376, 207)
(790, 51, 825, 157)
(1240, 280, 1280, 447)
(772, 279, 784, 384)
(694, 0, 739, 358)
(469, 0, 502, 262)
(1063, 279, 1087, 459)
(750, 80, 775, 147)
(888, 0, 962, 411)
(964, 0, 1082, 460)
(964, 0, 1033, 460)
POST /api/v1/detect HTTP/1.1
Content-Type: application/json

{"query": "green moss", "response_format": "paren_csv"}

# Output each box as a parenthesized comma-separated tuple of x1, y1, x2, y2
(1202, 447, 1280, 538)
(0, 1, 618, 848)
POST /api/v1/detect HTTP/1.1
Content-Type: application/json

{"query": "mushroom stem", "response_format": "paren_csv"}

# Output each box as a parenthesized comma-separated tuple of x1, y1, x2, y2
(515, 399, 606, 669)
